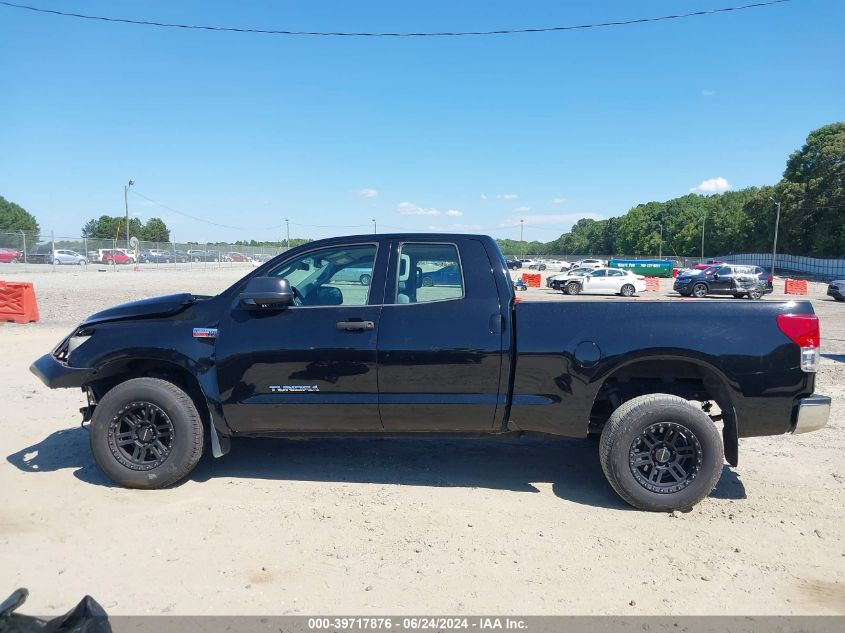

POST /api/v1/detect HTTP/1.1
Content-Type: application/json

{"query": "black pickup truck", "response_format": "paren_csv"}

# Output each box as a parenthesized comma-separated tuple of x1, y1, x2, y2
(31, 233, 830, 511)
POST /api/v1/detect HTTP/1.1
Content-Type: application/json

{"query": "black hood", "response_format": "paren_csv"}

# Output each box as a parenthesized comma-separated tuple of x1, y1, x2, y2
(82, 293, 196, 325)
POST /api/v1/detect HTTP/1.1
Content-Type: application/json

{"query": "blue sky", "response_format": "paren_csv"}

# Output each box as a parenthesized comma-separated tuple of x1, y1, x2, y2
(1, 0, 843, 243)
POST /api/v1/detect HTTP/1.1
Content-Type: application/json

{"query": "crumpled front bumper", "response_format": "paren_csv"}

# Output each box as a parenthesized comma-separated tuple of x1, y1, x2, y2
(30, 353, 91, 389)
(793, 394, 831, 434)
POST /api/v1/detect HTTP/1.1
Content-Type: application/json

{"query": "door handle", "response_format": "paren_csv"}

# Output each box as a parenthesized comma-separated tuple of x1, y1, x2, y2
(336, 320, 375, 332)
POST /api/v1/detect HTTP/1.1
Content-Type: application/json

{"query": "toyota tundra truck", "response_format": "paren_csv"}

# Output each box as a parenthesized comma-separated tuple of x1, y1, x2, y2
(30, 233, 830, 511)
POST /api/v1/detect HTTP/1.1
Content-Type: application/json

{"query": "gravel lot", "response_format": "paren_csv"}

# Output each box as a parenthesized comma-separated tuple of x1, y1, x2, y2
(1, 264, 843, 615)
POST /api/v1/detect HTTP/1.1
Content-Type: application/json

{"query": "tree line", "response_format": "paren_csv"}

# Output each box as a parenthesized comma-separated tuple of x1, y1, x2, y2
(497, 122, 844, 259)
(3, 123, 842, 258)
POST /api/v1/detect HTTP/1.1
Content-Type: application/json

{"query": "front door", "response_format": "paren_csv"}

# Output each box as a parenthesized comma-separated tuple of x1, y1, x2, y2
(581, 269, 609, 293)
(377, 239, 505, 432)
(216, 242, 386, 433)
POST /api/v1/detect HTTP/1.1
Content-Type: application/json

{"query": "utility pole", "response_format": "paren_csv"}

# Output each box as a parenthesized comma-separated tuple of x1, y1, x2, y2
(769, 197, 781, 279)
(124, 179, 135, 250)
(285, 218, 290, 248)
(659, 223, 663, 259)
(520, 219, 524, 242)
(700, 211, 707, 260)
(372, 218, 377, 234)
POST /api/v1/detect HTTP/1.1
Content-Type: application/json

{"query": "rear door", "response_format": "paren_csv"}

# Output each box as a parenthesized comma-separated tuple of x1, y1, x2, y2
(377, 238, 505, 431)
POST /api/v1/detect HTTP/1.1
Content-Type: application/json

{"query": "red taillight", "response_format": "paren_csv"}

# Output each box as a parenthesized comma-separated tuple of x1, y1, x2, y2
(776, 314, 819, 348)
(767, 275, 773, 283)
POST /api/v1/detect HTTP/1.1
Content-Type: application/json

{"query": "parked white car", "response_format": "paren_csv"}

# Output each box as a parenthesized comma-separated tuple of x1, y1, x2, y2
(566, 267, 647, 296)
(573, 258, 606, 269)
(546, 267, 593, 289)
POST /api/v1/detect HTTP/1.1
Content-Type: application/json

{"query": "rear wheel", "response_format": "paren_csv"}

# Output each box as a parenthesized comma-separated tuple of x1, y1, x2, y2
(565, 282, 581, 295)
(692, 283, 708, 298)
(359, 273, 372, 286)
(89, 378, 204, 489)
(748, 288, 763, 300)
(620, 284, 635, 297)
(422, 277, 434, 287)
(599, 394, 723, 512)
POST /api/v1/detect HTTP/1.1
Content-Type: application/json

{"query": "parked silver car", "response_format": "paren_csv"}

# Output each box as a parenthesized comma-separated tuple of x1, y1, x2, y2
(51, 249, 87, 265)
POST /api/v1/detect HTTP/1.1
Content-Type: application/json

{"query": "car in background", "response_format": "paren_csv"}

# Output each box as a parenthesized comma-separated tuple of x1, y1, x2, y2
(27, 246, 55, 264)
(186, 249, 213, 262)
(251, 253, 274, 263)
(573, 258, 605, 269)
(827, 280, 845, 302)
(565, 267, 647, 297)
(101, 250, 133, 265)
(223, 252, 249, 262)
(505, 258, 523, 270)
(173, 250, 190, 263)
(674, 264, 773, 298)
(527, 261, 547, 271)
(330, 265, 374, 286)
(140, 249, 174, 264)
(52, 249, 87, 265)
(0, 248, 23, 263)
(421, 262, 462, 287)
(547, 267, 593, 291)
(205, 250, 223, 262)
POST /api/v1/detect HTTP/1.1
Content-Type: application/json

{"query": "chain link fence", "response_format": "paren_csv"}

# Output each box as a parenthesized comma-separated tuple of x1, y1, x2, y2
(0, 231, 291, 271)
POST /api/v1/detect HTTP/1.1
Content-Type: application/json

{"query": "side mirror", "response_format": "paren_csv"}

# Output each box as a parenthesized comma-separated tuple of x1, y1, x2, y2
(239, 277, 294, 309)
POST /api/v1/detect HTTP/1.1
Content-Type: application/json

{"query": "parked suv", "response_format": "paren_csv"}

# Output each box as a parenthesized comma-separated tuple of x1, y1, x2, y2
(674, 264, 773, 298)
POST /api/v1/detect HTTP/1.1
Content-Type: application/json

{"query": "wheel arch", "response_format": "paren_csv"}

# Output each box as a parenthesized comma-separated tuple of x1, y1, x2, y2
(86, 355, 231, 457)
(587, 353, 738, 466)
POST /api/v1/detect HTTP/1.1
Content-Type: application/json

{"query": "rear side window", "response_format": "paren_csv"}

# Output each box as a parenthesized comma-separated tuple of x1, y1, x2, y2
(395, 243, 464, 304)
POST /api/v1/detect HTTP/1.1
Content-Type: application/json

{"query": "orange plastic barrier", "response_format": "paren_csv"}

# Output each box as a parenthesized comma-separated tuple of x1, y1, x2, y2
(521, 273, 541, 288)
(645, 277, 661, 291)
(784, 279, 808, 296)
(0, 281, 40, 323)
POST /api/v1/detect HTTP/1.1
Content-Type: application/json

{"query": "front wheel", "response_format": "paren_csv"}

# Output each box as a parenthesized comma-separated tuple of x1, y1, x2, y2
(89, 378, 204, 489)
(422, 277, 434, 287)
(599, 394, 723, 512)
(565, 282, 581, 295)
(10, 257, 19, 264)
(620, 284, 635, 297)
(359, 273, 372, 286)
(692, 283, 708, 298)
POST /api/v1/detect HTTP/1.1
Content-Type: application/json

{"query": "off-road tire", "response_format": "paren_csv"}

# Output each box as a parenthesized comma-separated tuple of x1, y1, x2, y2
(599, 394, 723, 512)
(90, 377, 204, 489)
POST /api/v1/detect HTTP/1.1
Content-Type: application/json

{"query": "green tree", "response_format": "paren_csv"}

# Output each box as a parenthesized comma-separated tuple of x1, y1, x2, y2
(0, 196, 40, 244)
(142, 217, 170, 242)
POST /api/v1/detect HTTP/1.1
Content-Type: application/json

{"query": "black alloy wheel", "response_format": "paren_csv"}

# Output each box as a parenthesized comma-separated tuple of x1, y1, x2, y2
(628, 422, 702, 494)
(107, 401, 175, 471)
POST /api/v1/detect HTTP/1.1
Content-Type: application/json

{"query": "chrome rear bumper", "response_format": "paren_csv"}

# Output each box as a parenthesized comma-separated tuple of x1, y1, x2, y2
(793, 394, 831, 434)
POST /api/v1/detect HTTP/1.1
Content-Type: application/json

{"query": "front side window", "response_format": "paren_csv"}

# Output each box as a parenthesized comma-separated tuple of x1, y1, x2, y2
(270, 244, 377, 306)
(608, 269, 624, 276)
(395, 243, 464, 304)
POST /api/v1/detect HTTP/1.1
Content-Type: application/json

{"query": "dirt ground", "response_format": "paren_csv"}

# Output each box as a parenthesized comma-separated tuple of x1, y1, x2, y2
(1, 265, 843, 615)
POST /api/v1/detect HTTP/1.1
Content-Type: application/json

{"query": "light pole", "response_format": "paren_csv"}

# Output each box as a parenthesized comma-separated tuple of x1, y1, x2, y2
(700, 211, 707, 260)
(769, 197, 781, 279)
(124, 179, 135, 250)
(372, 218, 377, 234)
(520, 219, 524, 242)
(285, 218, 290, 248)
